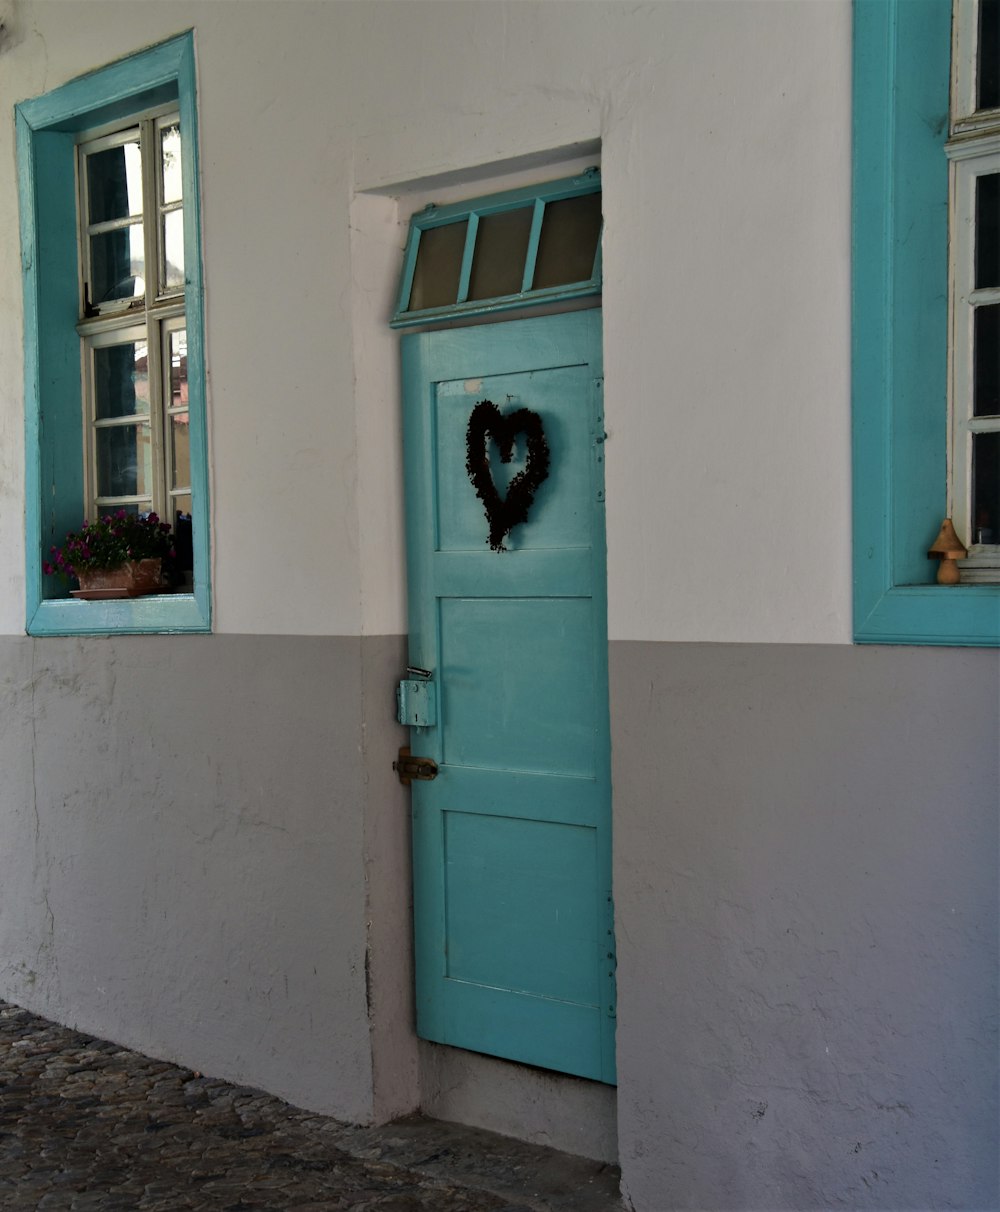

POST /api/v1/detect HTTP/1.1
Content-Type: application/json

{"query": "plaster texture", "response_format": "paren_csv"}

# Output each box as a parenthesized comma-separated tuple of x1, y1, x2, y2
(611, 641, 1000, 1211)
(0, 635, 375, 1124)
(420, 1041, 618, 1166)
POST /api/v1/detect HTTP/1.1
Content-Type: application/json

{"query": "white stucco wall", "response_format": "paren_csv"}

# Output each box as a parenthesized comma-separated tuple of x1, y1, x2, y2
(0, 0, 852, 643)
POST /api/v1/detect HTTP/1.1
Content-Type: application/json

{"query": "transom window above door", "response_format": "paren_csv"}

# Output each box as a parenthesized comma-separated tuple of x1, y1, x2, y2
(391, 169, 602, 327)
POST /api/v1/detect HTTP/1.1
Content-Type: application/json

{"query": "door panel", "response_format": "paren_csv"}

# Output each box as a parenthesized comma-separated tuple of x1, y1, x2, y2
(401, 309, 614, 1084)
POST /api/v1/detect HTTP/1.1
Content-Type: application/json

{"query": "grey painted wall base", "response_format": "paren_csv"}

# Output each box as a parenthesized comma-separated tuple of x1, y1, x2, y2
(2, 635, 997, 1209)
(611, 642, 999, 1212)
(360, 632, 421, 1122)
(0, 635, 376, 1123)
(419, 1041, 618, 1164)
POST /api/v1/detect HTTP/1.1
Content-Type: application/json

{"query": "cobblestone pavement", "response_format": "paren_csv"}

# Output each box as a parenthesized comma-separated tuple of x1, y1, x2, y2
(0, 1003, 621, 1212)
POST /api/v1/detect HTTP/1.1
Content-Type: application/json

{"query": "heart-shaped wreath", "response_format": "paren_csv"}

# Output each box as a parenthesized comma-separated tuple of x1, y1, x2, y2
(465, 400, 551, 552)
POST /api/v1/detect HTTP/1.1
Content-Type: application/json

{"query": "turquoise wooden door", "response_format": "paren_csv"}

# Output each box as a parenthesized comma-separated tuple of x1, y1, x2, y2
(401, 309, 615, 1084)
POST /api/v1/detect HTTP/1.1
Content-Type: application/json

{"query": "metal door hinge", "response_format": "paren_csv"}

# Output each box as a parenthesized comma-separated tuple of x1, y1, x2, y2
(393, 746, 438, 786)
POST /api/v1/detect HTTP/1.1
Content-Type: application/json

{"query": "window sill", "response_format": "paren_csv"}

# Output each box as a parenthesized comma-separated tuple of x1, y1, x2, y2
(854, 582, 1000, 647)
(957, 548, 1000, 584)
(28, 591, 210, 636)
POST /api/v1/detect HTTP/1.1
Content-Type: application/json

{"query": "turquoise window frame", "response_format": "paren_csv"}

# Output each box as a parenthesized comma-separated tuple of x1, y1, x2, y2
(391, 168, 602, 328)
(16, 32, 210, 635)
(853, 0, 1000, 645)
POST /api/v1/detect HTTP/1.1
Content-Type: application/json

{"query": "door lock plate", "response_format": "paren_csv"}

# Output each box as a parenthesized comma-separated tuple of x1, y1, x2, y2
(393, 746, 438, 786)
(397, 678, 436, 727)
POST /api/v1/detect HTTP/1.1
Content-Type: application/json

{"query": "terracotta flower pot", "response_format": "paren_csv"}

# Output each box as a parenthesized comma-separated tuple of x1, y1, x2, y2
(74, 558, 163, 600)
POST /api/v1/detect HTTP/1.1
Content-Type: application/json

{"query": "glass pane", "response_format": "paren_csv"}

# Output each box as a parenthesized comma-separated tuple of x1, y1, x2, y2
(90, 225, 144, 304)
(160, 122, 183, 205)
(162, 209, 185, 291)
(169, 329, 188, 409)
(96, 422, 152, 498)
(974, 305, 1000, 416)
(87, 138, 142, 224)
(972, 431, 1000, 543)
(979, 0, 1000, 111)
(976, 173, 1000, 288)
(532, 193, 602, 290)
(408, 220, 468, 311)
(94, 342, 149, 419)
(467, 207, 533, 300)
(98, 503, 145, 519)
(172, 493, 194, 573)
(170, 414, 191, 490)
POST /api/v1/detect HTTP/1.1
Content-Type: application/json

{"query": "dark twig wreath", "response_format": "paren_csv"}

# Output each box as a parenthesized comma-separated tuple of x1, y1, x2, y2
(465, 400, 551, 552)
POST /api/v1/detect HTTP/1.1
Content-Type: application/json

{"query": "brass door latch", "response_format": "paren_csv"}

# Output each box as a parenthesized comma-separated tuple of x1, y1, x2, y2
(393, 746, 438, 786)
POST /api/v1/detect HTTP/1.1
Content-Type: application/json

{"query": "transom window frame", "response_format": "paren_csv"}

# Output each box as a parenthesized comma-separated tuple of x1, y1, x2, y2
(852, 0, 1000, 646)
(16, 32, 210, 635)
(391, 168, 602, 328)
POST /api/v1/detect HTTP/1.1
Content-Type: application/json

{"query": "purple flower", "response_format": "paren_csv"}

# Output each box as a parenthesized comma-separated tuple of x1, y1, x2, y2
(42, 561, 53, 575)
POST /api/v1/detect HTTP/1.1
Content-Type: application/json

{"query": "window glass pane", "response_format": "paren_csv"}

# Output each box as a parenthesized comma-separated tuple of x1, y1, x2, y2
(90, 225, 144, 303)
(169, 329, 188, 409)
(170, 414, 191, 490)
(160, 122, 182, 205)
(167, 328, 190, 489)
(467, 207, 533, 300)
(98, 503, 145, 519)
(87, 138, 142, 224)
(162, 209, 185, 291)
(94, 342, 149, 419)
(172, 493, 194, 573)
(974, 304, 1000, 416)
(532, 193, 602, 290)
(972, 431, 1000, 543)
(96, 422, 152, 498)
(979, 0, 1000, 111)
(408, 220, 468, 311)
(975, 173, 1000, 288)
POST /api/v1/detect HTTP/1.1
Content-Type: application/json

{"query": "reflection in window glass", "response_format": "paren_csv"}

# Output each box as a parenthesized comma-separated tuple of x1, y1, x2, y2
(974, 305, 1000, 416)
(972, 431, 999, 543)
(94, 343, 149, 419)
(91, 226, 144, 303)
(169, 330, 188, 410)
(409, 220, 468, 311)
(87, 139, 142, 224)
(979, 0, 1000, 112)
(160, 123, 183, 205)
(97, 421, 152, 498)
(168, 329, 190, 491)
(163, 209, 185, 291)
(98, 503, 141, 519)
(533, 193, 602, 290)
(976, 173, 1000, 288)
(468, 208, 533, 300)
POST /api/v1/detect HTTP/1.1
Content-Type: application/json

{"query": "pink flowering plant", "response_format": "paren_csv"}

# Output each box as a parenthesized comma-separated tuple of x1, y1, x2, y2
(44, 511, 176, 581)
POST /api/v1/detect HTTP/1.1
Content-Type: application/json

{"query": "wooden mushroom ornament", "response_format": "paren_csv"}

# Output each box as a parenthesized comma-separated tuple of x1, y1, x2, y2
(928, 517, 967, 584)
